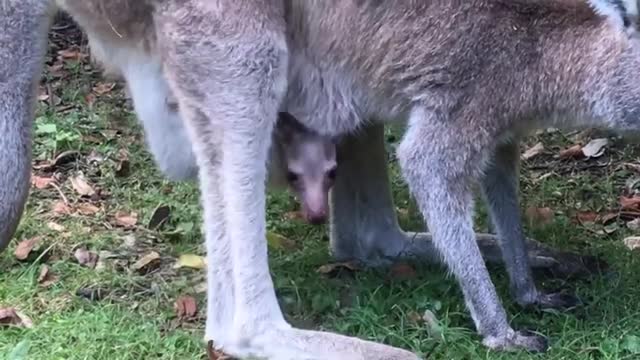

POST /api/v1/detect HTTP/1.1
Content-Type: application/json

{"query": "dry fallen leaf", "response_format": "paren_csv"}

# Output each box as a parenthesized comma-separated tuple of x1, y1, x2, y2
(76, 203, 100, 216)
(114, 211, 138, 228)
(525, 206, 555, 226)
(624, 237, 640, 251)
(31, 175, 54, 189)
(121, 234, 137, 248)
(51, 201, 72, 216)
(422, 310, 444, 340)
(57, 47, 87, 61)
(194, 282, 207, 294)
(389, 263, 418, 280)
(621, 196, 640, 210)
(37, 86, 49, 101)
(316, 262, 360, 277)
(174, 295, 198, 320)
(37, 265, 58, 288)
(625, 163, 640, 174)
(47, 222, 66, 232)
(559, 144, 584, 159)
(407, 311, 423, 325)
(521, 142, 545, 161)
(132, 251, 160, 272)
(600, 212, 620, 225)
(0, 308, 33, 328)
(174, 254, 207, 270)
(581, 138, 609, 158)
(628, 218, 640, 231)
(575, 211, 599, 224)
(48, 63, 64, 76)
(207, 341, 233, 360)
(69, 174, 96, 196)
(85, 93, 96, 107)
(283, 211, 304, 221)
(74, 248, 98, 268)
(92, 82, 116, 95)
(266, 231, 297, 250)
(396, 207, 410, 219)
(14, 237, 40, 261)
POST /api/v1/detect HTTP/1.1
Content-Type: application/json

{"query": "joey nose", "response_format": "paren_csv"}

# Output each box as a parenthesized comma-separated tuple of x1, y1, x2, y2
(305, 210, 327, 225)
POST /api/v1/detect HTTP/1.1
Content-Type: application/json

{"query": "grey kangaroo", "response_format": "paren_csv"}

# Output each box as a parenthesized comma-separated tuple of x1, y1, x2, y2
(0, 0, 630, 358)
(93, 34, 338, 224)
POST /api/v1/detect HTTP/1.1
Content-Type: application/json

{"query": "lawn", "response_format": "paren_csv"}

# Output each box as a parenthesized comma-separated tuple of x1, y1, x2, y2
(2, 20, 640, 360)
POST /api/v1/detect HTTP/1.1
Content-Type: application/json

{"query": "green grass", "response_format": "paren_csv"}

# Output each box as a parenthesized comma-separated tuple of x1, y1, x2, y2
(3, 32, 640, 360)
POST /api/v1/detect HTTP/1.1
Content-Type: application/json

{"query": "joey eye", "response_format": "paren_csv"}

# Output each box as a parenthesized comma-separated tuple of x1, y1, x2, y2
(286, 171, 299, 183)
(327, 168, 337, 180)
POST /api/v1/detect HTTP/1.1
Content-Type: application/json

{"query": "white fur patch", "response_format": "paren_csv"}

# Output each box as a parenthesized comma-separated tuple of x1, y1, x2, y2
(587, 0, 628, 28)
(623, 0, 639, 17)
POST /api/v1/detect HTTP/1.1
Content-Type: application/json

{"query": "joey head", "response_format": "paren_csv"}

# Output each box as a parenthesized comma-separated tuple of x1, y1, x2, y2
(272, 112, 337, 225)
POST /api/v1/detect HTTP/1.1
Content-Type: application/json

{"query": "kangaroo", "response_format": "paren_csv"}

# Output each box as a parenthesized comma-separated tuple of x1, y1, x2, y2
(0, 0, 629, 358)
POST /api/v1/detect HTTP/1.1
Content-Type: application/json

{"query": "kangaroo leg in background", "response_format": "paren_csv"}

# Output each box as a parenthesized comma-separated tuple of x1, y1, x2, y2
(0, 0, 53, 252)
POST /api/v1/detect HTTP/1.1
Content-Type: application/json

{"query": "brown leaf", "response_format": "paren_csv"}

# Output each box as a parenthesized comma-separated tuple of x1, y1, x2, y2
(132, 251, 160, 272)
(525, 206, 555, 226)
(85, 93, 96, 107)
(48, 63, 64, 76)
(621, 196, 640, 210)
(207, 341, 233, 360)
(407, 311, 423, 325)
(14, 237, 40, 261)
(624, 163, 640, 173)
(600, 212, 620, 225)
(521, 142, 545, 161)
(114, 211, 138, 228)
(92, 82, 116, 95)
(57, 47, 87, 61)
(174, 295, 198, 320)
(37, 90, 49, 102)
(31, 175, 54, 189)
(76, 203, 100, 216)
(389, 263, 418, 281)
(51, 201, 72, 216)
(37, 265, 58, 288)
(283, 211, 304, 221)
(559, 144, 584, 159)
(69, 174, 96, 196)
(576, 211, 599, 224)
(0, 308, 33, 328)
(74, 248, 98, 268)
(316, 261, 360, 277)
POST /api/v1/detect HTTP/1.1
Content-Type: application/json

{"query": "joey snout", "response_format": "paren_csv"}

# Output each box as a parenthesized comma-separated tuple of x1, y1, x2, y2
(299, 186, 329, 225)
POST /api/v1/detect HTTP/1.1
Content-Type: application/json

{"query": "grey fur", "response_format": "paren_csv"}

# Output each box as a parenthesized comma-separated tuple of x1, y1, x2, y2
(0, 0, 620, 358)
